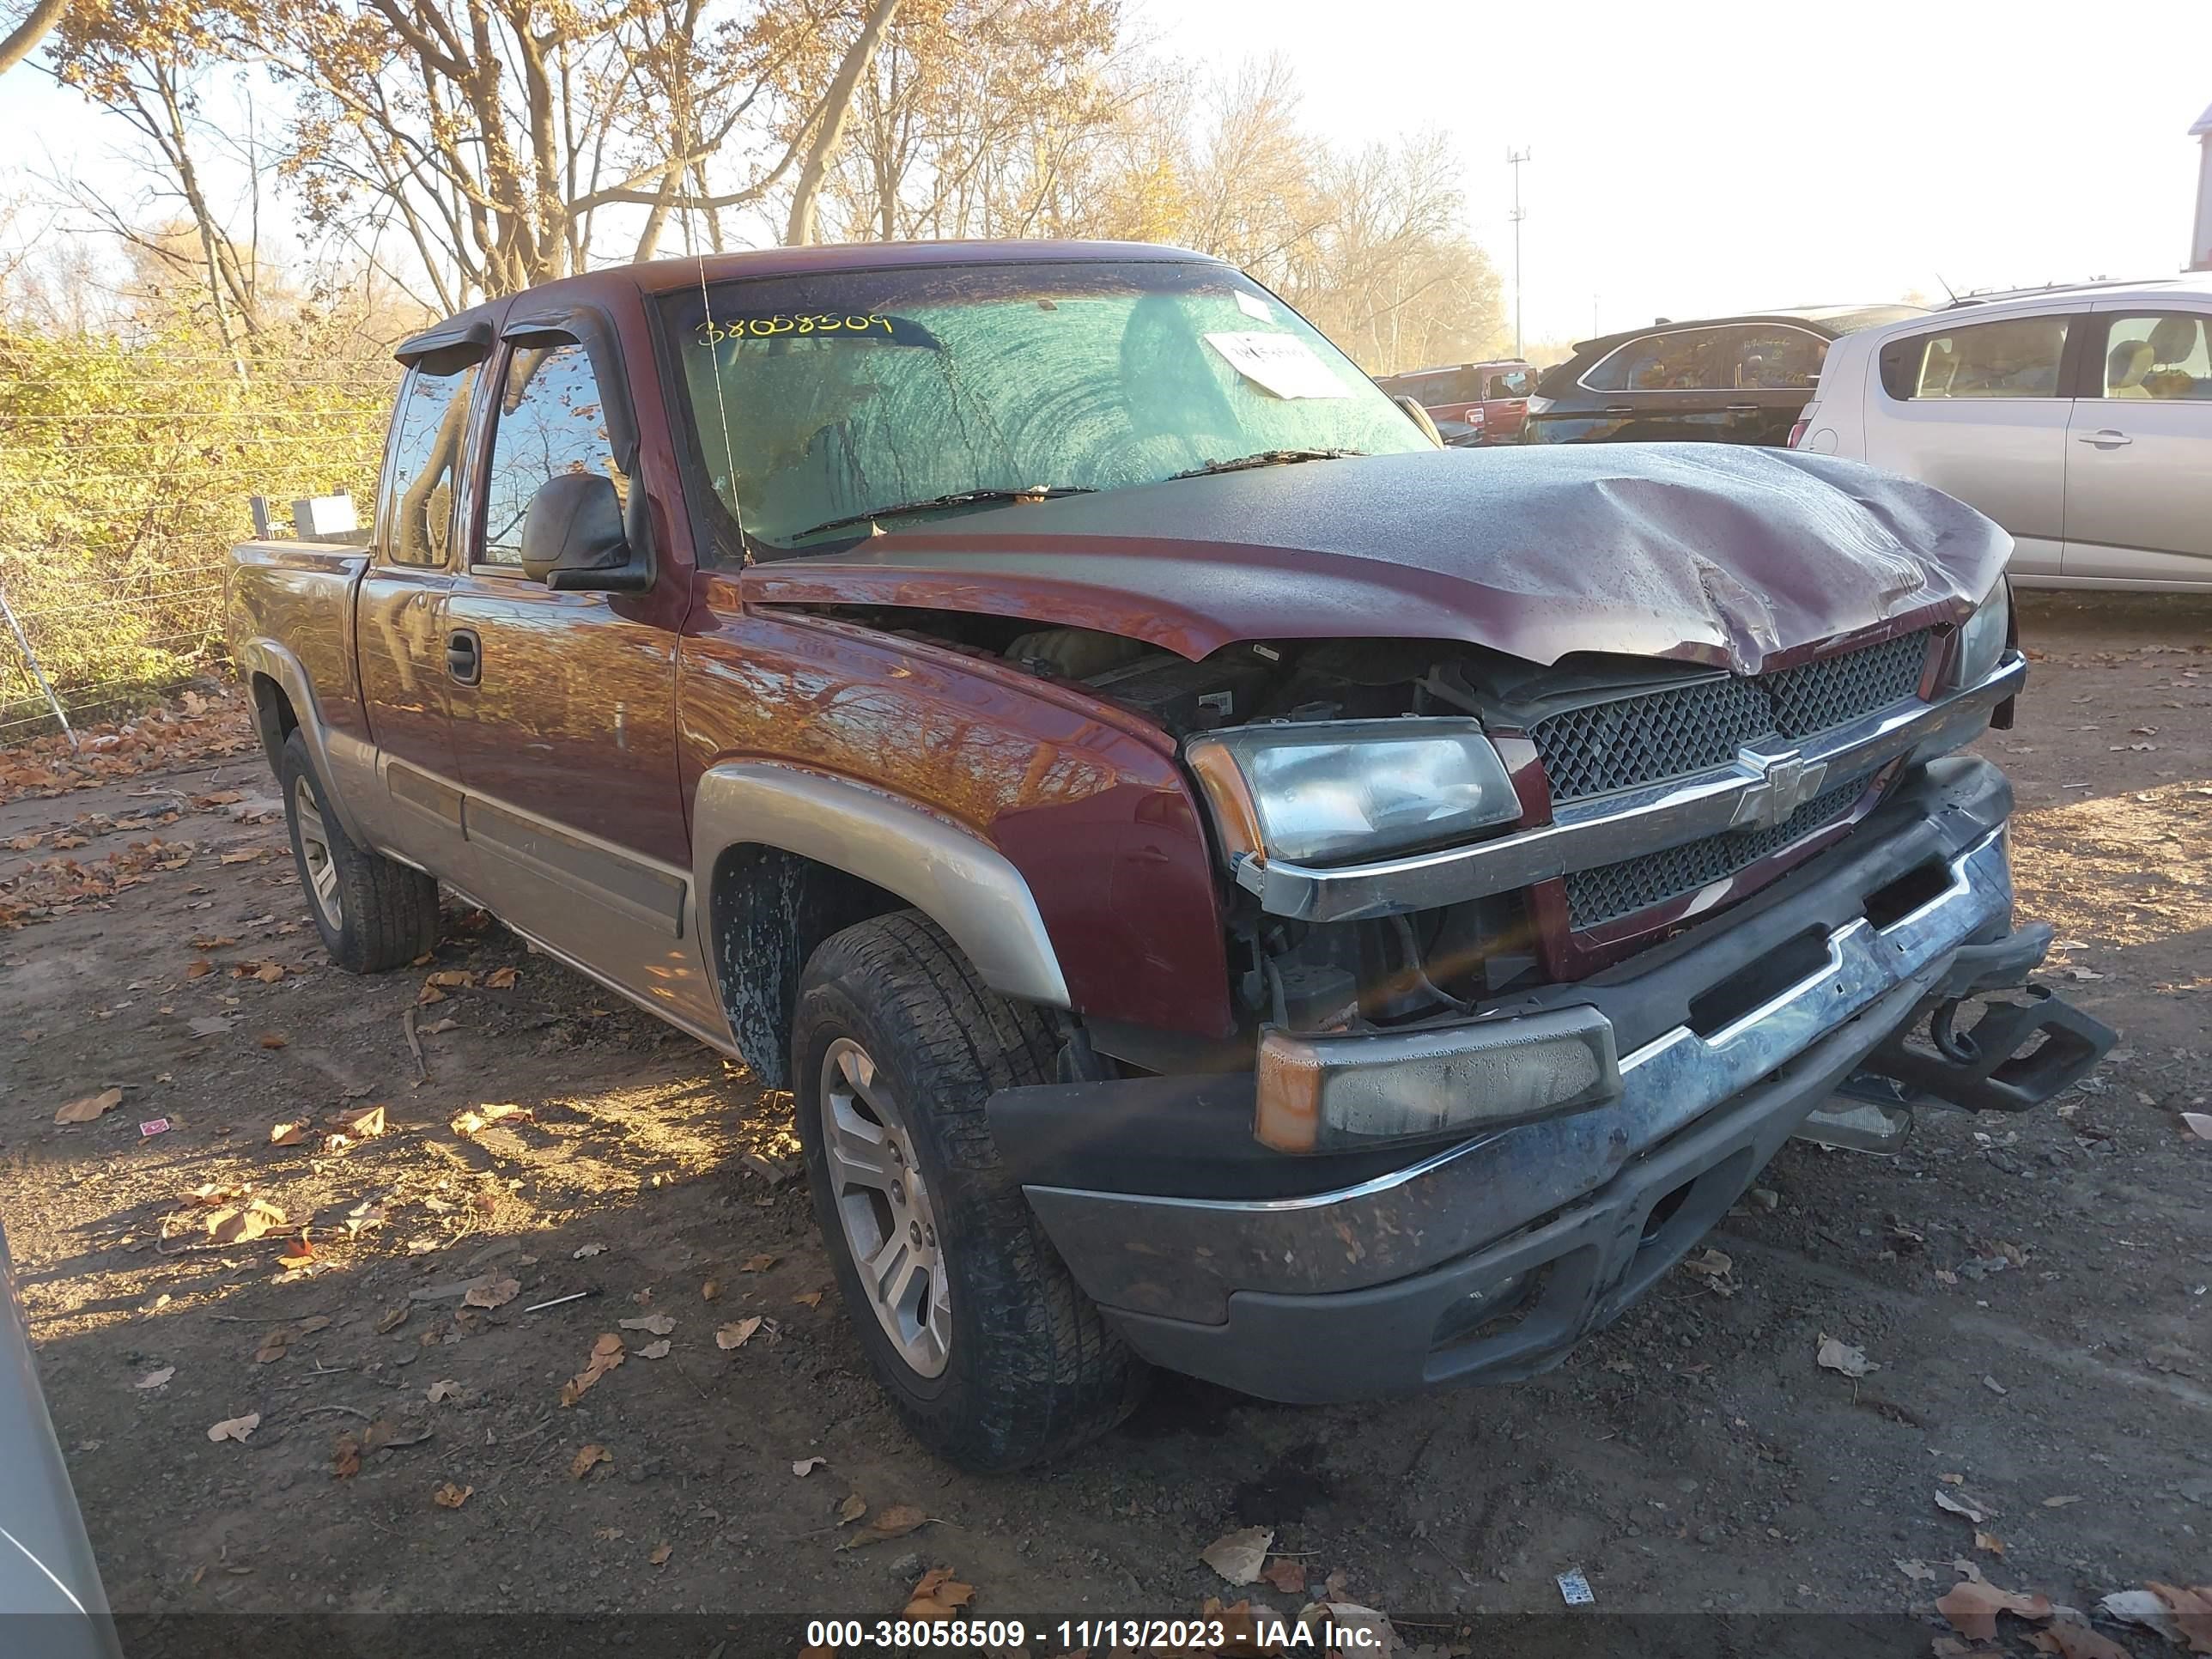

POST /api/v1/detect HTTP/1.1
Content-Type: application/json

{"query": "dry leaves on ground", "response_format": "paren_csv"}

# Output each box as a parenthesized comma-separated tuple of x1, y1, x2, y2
(838, 1504, 927, 1550)
(135, 1367, 173, 1390)
(837, 1492, 867, 1523)
(559, 1334, 624, 1406)
(902, 1567, 975, 1622)
(570, 1444, 610, 1480)
(2030, 1621, 2136, 1659)
(649, 1542, 672, 1567)
(206, 1413, 259, 1444)
(462, 1275, 520, 1310)
(484, 967, 519, 989)
(433, 1483, 473, 1510)
(201, 1198, 288, 1245)
(426, 1380, 461, 1403)
(1199, 1527, 1273, 1586)
(54, 1087, 124, 1125)
(618, 1313, 674, 1336)
(451, 1103, 533, 1138)
(1816, 1334, 1876, 1377)
(792, 1456, 826, 1477)
(1936, 1488, 2000, 1525)
(331, 1431, 362, 1479)
(1936, 1571, 2051, 1643)
(716, 1317, 763, 1351)
(637, 1340, 670, 1359)
(269, 1121, 309, 1146)
(740, 1254, 779, 1273)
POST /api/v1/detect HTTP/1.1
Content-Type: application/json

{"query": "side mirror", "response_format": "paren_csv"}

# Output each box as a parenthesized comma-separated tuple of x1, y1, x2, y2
(1394, 394, 1444, 447)
(520, 471, 650, 592)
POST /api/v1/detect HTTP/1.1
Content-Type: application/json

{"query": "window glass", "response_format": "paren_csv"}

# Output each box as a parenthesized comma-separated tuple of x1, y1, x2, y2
(2099, 313, 2212, 400)
(1486, 368, 1533, 398)
(1885, 316, 2071, 401)
(662, 262, 1426, 558)
(380, 362, 477, 567)
(1583, 328, 1731, 392)
(479, 342, 624, 566)
(1727, 327, 1825, 390)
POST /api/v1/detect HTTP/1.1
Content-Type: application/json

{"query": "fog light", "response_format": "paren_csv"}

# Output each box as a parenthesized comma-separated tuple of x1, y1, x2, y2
(1255, 1005, 1620, 1152)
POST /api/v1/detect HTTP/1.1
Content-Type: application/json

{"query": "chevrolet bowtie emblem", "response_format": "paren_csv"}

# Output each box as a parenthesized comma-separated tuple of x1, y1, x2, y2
(1729, 746, 1828, 833)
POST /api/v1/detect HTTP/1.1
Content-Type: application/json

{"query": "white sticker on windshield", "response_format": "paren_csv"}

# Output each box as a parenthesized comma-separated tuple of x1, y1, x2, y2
(1204, 331, 1350, 399)
(1234, 289, 1274, 323)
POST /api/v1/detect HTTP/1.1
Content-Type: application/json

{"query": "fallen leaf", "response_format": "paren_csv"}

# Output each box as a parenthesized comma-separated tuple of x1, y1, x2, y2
(426, 1380, 462, 1403)
(433, 1482, 473, 1510)
(793, 1290, 823, 1309)
(331, 1431, 361, 1478)
(55, 1087, 125, 1125)
(257, 1032, 288, 1049)
(2032, 1621, 2137, 1659)
(418, 1016, 460, 1035)
(701, 1279, 720, 1302)
(269, 1121, 309, 1146)
(207, 1413, 260, 1443)
(1200, 1525, 1274, 1586)
(253, 963, 283, 983)
(484, 967, 519, 989)
(740, 1254, 779, 1273)
(571, 1443, 611, 1480)
(638, 1339, 670, 1359)
(416, 984, 447, 1006)
(375, 1304, 410, 1334)
(1816, 1334, 1876, 1377)
(462, 1275, 520, 1310)
(185, 961, 213, 979)
(204, 1199, 288, 1244)
(426, 969, 477, 988)
(2041, 1495, 2082, 1508)
(618, 1313, 674, 1335)
(2100, 1590, 2189, 1645)
(1936, 1575, 2052, 1643)
(1897, 1559, 1941, 1583)
(451, 1103, 532, 1137)
(838, 1503, 927, 1548)
(1974, 1530, 2006, 1557)
(2144, 1583, 2212, 1653)
(360, 1417, 433, 1452)
(1936, 1489, 1999, 1525)
(1261, 1557, 1309, 1594)
(649, 1541, 672, 1567)
(837, 1491, 867, 1523)
(902, 1566, 975, 1620)
(338, 1105, 386, 1139)
(2182, 1112, 2212, 1142)
(716, 1317, 763, 1351)
(792, 1456, 826, 1476)
(254, 1327, 292, 1364)
(559, 1334, 625, 1406)
(136, 1366, 174, 1389)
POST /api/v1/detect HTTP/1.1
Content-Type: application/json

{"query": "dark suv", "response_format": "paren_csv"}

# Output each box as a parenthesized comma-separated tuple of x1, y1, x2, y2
(1525, 306, 1926, 447)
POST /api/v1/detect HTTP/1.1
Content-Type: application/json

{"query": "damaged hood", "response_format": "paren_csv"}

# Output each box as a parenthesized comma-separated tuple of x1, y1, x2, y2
(739, 445, 2011, 672)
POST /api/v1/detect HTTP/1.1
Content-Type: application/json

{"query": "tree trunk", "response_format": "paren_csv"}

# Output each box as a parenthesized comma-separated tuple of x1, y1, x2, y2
(784, 0, 900, 246)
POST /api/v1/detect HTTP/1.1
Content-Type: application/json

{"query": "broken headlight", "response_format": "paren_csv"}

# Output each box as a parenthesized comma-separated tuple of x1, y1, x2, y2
(1186, 718, 1521, 867)
(1950, 580, 2010, 690)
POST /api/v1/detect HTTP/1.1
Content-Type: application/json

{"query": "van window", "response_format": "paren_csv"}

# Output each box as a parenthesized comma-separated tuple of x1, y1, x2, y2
(1583, 328, 1728, 392)
(1879, 316, 2071, 401)
(2096, 313, 2212, 400)
(380, 362, 477, 567)
(1486, 368, 1533, 398)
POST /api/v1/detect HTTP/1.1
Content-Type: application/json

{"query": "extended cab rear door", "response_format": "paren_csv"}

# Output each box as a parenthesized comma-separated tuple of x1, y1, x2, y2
(439, 311, 721, 1035)
(357, 337, 485, 871)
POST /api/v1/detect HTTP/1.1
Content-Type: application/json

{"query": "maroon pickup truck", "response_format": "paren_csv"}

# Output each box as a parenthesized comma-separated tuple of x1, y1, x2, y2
(228, 240, 2112, 1470)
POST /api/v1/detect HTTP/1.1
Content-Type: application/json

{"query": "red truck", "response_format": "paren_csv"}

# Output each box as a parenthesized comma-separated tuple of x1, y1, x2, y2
(228, 240, 2111, 1471)
(1376, 357, 1538, 445)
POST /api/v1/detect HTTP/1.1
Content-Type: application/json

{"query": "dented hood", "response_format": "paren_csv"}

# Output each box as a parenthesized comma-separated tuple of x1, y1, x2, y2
(739, 445, 2011, 672)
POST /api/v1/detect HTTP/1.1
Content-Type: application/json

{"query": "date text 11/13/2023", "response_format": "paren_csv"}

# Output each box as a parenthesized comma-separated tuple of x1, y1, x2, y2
(803, 1615, 1389, 1650)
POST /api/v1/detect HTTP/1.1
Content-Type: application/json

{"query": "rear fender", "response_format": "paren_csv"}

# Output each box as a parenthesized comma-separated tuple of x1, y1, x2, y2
(233, 638, 373, 844)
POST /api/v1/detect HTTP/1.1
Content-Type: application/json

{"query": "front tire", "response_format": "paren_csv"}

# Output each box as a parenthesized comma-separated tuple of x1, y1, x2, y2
(793, 912, 1147, 1470)
(279, 729, 440, 974)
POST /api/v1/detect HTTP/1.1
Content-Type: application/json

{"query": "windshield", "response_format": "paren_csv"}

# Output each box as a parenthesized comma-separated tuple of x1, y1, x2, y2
(659, 260, 1429, 556)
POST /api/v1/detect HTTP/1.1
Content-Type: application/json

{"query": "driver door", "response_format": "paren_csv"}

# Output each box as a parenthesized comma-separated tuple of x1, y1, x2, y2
(442, 336, 710, 1024)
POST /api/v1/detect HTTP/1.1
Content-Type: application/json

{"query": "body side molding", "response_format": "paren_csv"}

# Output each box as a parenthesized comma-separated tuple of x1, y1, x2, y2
(692, 762, 1073, 1010)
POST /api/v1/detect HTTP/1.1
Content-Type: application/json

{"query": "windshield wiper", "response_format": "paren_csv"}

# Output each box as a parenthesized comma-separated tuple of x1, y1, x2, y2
(1169, 447, 1362, 480)
(793, 486, 1095, 542)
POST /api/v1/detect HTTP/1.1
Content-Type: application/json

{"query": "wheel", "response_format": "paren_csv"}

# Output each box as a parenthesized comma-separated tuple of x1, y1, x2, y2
(279, 728, 440, 974)
(793, 911, 1148, 1470)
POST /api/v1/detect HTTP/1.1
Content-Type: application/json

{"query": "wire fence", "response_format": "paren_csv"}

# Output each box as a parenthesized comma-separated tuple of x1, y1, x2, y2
(1, 332, 398, 745)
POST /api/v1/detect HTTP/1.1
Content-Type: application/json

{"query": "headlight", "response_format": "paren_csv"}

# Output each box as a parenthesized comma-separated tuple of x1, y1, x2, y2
(1185, 719, 1522, 867)
(1951, 581, 2009, 689)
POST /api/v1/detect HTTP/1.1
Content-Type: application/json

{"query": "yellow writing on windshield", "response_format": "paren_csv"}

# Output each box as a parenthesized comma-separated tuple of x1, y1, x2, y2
(695, 313, 895, 343)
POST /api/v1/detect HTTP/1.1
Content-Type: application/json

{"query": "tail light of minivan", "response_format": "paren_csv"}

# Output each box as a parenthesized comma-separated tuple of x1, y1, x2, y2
(1786, 418, 1810, 448)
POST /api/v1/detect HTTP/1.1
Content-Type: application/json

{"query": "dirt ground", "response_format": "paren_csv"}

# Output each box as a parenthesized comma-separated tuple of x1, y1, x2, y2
(2, 593, 2208, 1651)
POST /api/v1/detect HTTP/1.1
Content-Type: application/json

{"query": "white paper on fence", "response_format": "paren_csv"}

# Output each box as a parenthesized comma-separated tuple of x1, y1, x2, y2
(1203, 331, 1351, 399)
(1233, 289, 1275, 323)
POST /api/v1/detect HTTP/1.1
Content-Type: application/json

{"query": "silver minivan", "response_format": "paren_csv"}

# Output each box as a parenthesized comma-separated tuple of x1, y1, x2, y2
(1791, 278, 2212, 589)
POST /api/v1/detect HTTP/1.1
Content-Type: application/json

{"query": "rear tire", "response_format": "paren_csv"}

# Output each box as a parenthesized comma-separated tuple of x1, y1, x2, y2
(279, 728, 440, 974)
(793, 911, 1148, 1470)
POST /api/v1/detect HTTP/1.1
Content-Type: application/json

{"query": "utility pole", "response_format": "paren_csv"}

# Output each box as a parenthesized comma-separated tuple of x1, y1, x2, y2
(1506, 147, 1530, 358)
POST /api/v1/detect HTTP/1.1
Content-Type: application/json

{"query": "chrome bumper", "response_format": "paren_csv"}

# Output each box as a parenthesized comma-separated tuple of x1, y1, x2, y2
(1027, 823, 2016, 1327)
(1235, 651, 2027, 923)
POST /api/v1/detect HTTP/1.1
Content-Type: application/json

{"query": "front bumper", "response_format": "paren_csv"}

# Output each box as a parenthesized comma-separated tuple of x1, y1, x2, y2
(1000, 757, 2112, 1402)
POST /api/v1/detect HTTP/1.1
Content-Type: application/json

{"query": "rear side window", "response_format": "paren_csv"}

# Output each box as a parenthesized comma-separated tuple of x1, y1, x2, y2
(1486, 368, 1533, 398)
(1583, 328, 1726, 392)
(2095, 313, 2212, 400)
(1879, 315, 2071, 401)
(478, 342, 625, 567)
(1727, 326, 1825, 390)
(380, 362, 478, 567)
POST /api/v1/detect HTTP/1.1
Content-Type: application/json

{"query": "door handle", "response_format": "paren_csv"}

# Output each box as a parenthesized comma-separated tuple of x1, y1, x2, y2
(1726, 404, 1759, 412)
(1603, 404, 1634, 414)
(446, 628, 482, 685)
(2076, 429, 2132, 447)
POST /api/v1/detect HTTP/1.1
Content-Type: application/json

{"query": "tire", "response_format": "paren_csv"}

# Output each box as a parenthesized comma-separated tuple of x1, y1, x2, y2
(279, 728, 440, 974)
(793, 911, 1148, 1470)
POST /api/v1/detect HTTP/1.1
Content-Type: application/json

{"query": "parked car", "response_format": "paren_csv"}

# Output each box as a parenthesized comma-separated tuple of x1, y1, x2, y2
(1376, 358, 1536, 444)
(1790, 278, 2212, 589)
(228, 240, 2110, 1470)
(0, 1221, 121, 1659)
(1524, 306, 1928, 447)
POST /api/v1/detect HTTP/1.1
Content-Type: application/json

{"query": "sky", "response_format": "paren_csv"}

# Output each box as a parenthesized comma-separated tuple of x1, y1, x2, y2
(5, 0, 2208, 349)
(1146, 0, 2211, 348)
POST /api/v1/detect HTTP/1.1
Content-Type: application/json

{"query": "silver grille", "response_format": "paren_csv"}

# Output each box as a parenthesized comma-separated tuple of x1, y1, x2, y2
(1530, 629, 1930, 803)
(1564, 776, 1871, 932)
